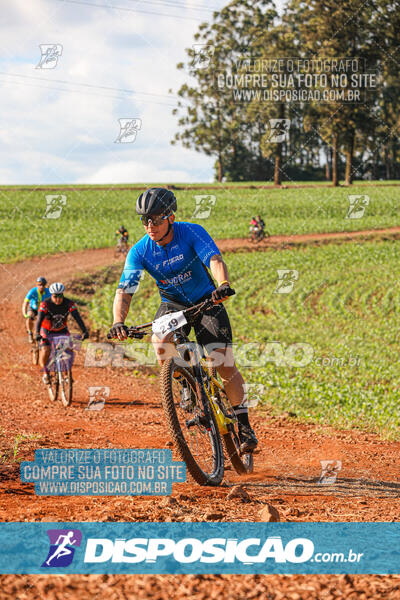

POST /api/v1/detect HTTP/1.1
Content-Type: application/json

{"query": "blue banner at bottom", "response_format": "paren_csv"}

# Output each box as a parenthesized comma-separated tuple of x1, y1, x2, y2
(0, 522, 399, 574)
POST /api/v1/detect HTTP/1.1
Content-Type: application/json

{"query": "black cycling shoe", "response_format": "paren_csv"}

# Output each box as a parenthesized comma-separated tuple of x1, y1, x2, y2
(238, 423, 258, 452)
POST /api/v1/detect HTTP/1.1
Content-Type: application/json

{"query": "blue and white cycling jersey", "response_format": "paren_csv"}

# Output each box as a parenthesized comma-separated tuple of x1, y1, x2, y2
(25, 286, 51, 310)
(118, 222, 220, 305)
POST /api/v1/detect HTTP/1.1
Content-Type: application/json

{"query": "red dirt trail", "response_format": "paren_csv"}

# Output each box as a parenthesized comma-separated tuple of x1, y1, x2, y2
(0, 230, 399, 598)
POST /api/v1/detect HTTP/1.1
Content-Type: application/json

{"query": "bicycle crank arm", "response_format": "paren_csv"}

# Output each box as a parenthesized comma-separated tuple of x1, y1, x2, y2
(185, 415, 210, 429)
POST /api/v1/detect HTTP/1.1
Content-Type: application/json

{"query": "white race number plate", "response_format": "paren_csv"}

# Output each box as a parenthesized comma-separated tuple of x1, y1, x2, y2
(152, 310, 187, 338)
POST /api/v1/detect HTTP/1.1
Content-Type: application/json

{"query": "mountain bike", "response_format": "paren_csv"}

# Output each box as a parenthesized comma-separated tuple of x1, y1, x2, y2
(248, 227, 270, 244)
(114, 237, 129, 259)
(108, 294, 254, 486)
(45, 334, 81, 407)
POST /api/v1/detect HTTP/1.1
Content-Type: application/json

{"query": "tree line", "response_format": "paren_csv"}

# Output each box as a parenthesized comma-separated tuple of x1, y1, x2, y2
(171, 0, 400, 184)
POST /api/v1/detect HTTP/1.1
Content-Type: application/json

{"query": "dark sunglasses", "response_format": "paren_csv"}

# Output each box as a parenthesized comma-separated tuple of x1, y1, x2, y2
(140, 213, 170, 227)
(52, 293, 64, 298)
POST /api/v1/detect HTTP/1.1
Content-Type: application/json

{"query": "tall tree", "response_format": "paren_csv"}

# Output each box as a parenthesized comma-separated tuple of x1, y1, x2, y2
(289, 0, 377, 185)
(246, 9, 300, 185)
(368, 0, 400, 179)
(171, 0, 277, 181)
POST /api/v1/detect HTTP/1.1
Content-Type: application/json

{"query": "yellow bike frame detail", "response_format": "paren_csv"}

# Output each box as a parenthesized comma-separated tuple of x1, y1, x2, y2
(200, 358, 236, 436)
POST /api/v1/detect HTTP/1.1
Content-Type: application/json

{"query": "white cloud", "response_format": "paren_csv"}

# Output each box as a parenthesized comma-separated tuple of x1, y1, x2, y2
(0, 0, 226, 184)
(82, 159, 199, 184)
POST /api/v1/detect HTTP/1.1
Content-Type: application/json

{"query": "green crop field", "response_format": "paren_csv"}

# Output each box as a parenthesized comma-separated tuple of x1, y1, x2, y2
(87, 239, 400, 439)
(0, 183, 399, 262)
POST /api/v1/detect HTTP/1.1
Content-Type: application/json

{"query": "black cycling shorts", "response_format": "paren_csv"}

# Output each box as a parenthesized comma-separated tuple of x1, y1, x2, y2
(154, 295, 232, 350)
(39, 327, 69, 347)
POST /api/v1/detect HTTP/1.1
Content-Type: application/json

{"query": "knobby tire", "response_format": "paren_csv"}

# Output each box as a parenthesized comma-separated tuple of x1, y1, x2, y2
(59, 368, 73, 407)
(161, 358, 224, 486)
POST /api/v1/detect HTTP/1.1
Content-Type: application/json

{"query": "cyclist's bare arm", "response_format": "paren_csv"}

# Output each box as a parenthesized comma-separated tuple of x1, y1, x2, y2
(112, 290, 133, 337)
(22, 299, 29, 317)
(209, 254, 230, 285)
(35, 310, 45, 337)
(71, 308, 88, 335)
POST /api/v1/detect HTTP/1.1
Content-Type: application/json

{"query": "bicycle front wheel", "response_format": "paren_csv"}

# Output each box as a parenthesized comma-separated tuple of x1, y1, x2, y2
(31, 343, 39, 365)
(47, 373, 59, 402)
(161, 358, 224, 486)
(59, 368, 73, 407)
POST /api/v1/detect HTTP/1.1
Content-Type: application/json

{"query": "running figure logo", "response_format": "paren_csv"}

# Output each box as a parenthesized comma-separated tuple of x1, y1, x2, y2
(192, 195, 216, 219)
(192, 44, 214, 69)
(275, 269, 299, 294)
(267, 119, 291, 143)
(86, 386, 109, 411)
(120, 269, 144, 294)
(241, 383, 265, 408)
(46, 335, 74, 371)
(36, 44, 63, 69)
(115, 118, 142, 143)
(319, 460, 342, 484)
(346, 195, 370, 219)
(43, 195, 67, 219)
(41, 529, 82, 567)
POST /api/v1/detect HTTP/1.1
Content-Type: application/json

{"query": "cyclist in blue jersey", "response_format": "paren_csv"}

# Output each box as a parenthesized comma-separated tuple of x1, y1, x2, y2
(109, 187, 258, 451)
(22, 277, 51, 344)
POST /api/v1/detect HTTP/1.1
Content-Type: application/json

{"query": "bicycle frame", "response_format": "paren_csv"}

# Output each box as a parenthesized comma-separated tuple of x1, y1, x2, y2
(199, 357, 237, 435)
(112, 292, 255, 478)
(171, 329, 237, 437)
(118, 293, 239, 437)
(46, 334, 76, 373)
(178, 338, 219, 436)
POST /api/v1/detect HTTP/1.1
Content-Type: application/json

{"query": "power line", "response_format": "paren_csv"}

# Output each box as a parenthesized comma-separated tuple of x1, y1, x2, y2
(54, 0, 209, 20)
(124, 0, 219, 12)
(0, 77, 181, 107)
(0, 71, 181, 102)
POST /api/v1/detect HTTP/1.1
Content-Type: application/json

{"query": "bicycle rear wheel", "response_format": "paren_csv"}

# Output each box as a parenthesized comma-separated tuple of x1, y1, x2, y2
(161, 358, 224, 486)
(59, 368, 73, 407)
(47, 373, 59, 402)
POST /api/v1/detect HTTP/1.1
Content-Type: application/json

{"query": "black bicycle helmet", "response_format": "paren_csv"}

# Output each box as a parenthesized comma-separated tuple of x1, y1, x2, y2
(36, 276, 47, 285)
(136, 187, 177, 216)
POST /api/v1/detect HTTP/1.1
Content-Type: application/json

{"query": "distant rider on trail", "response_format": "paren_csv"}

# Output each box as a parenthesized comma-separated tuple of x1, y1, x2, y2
(109, 187, 258, 452)
(22, 277, 51, 344)
(116, 225, 129, 245)
(249, 216, 259, 241)
(256, 215, 265, 233)
(35, 282, 89, 384)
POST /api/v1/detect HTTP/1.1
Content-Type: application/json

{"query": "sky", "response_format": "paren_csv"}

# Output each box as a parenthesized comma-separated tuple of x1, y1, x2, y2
(0, 0, 284, 184)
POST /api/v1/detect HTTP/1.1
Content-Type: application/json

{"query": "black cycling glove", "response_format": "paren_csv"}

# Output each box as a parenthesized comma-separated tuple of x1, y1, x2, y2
(35, 334, 42, 342)
(109, 322, 129, 339)
(211, 283, 234, 303)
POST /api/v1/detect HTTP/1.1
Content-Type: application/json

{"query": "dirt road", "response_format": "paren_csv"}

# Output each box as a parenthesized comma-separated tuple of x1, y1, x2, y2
(0, 231, 400, 598)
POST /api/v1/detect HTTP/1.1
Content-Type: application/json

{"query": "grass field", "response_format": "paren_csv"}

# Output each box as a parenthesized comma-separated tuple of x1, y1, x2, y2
(1, 183, 399, 262)
(86, 240, 400, 439)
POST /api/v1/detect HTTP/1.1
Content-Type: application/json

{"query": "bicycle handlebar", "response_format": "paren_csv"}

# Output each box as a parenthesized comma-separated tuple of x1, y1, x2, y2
(107, 288, 235, 340)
